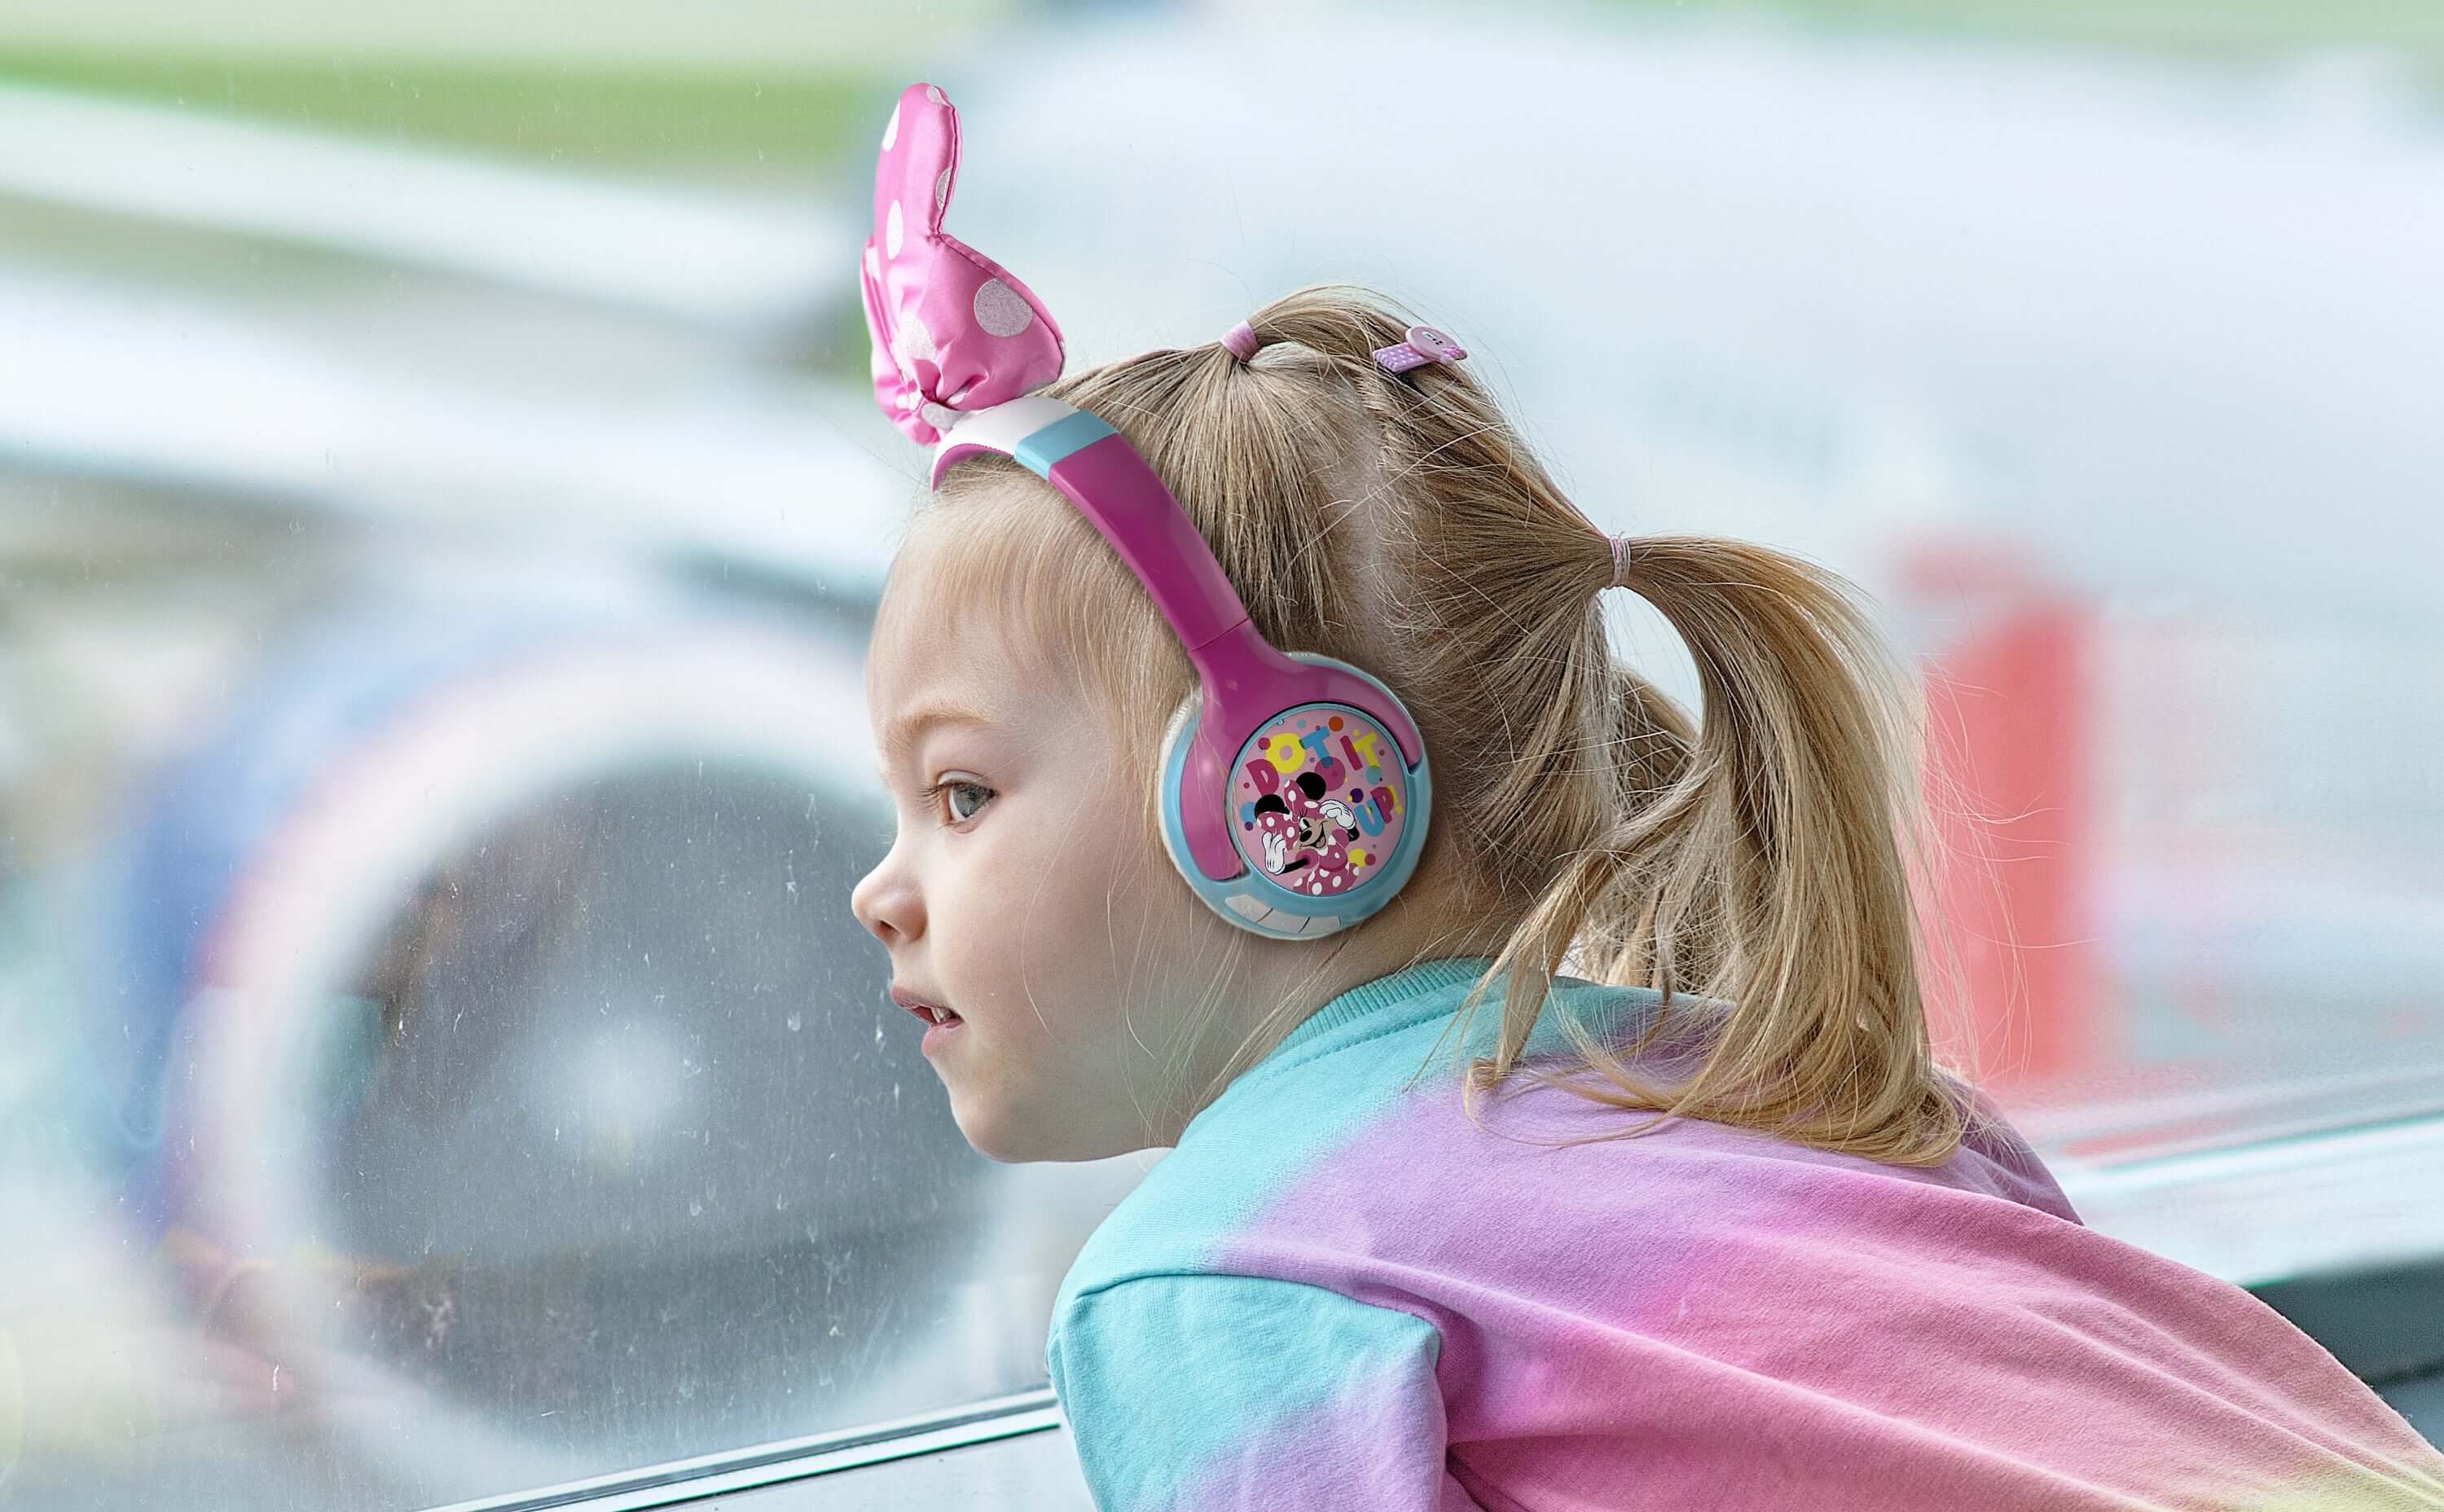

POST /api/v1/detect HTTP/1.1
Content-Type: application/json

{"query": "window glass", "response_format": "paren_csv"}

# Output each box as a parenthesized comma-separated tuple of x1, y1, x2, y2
(4, 2, 2437, 1506)
(0, 519, 1146, 1507)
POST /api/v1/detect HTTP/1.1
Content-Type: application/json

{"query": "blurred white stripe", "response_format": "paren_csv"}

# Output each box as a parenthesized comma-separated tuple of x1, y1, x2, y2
(0, 81, 849, 329)
(2058, 1114, 2444, 1287)
(0, 267, 904, 598)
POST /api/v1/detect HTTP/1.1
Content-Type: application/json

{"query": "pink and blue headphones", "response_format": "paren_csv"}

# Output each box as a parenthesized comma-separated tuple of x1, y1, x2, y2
(859, 82, 1431, 939)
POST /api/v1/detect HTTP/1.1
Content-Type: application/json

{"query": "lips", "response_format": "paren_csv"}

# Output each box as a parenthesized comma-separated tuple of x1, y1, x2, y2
(889, 983, 962, 1028)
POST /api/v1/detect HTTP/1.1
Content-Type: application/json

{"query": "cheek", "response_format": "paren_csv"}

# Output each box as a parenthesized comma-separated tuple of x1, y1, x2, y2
(945, 813, 1160, 1010)
(947, 797, 1224, 1052)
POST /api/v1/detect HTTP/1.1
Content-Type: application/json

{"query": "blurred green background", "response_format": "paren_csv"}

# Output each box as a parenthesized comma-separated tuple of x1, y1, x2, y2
(2, 0, 2437, 182)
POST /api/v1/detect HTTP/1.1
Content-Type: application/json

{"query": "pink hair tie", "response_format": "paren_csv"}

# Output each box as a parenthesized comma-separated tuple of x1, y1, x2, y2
(1219, 319, 1261, 363)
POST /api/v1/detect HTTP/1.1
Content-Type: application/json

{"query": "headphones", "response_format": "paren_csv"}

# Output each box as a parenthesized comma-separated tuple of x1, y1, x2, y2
(862, 81, 1431, 939)
(927, 397, 1433, 940)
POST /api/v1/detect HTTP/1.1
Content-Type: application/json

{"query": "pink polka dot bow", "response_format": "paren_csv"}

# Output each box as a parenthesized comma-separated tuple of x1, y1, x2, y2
(859, 81, 1067, 447)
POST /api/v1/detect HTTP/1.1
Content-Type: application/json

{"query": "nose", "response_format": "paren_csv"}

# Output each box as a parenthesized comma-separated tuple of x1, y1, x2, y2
(851, 844, 918, 948)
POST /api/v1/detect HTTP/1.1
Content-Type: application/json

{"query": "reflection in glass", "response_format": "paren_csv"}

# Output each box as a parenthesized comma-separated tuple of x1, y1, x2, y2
(0, 594, 1135, 1510)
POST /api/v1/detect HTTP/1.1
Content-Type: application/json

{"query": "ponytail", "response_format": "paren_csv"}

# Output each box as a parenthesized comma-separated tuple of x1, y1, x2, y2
(1457, 535, 1965, 1167)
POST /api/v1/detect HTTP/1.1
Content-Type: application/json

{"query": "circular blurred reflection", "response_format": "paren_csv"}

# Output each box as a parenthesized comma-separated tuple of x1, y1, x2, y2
(58, 587, 1018, 1508)
(300, 765, 986, 1442)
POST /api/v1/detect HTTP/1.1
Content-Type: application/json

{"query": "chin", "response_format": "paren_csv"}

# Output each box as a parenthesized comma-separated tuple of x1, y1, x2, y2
(947, 1095, 1114, 1164)
(947, 1096, 1041, 1164)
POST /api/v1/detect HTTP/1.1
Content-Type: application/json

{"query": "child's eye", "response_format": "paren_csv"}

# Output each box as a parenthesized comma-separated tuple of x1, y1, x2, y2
(921, 778, 994, 826)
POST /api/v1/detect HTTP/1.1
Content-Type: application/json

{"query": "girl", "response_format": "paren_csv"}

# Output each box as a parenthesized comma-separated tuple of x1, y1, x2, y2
(847, 81, 2444, 1510)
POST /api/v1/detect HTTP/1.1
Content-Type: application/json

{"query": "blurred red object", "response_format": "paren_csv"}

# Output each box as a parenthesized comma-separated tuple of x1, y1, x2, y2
(1901, 538, 2104, 1088)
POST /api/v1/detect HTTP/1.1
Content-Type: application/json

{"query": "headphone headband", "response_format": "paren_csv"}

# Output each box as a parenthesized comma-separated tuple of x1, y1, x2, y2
(930, 396, 1246, 653)
(931, 399, 1427, 894)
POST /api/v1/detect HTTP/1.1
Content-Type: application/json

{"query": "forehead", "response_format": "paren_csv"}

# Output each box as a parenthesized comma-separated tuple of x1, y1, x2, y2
(865, 524, 1063, 756)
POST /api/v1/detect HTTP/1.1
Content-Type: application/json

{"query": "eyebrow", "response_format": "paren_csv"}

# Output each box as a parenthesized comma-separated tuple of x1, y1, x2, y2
(876, 700, 999, 776)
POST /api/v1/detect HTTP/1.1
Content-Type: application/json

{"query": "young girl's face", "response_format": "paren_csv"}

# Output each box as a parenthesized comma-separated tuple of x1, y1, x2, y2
(849, 523, 1234, 1163)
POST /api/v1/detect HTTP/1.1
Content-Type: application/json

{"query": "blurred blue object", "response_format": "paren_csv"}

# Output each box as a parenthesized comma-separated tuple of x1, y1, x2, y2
(66, 588, 680, 1237)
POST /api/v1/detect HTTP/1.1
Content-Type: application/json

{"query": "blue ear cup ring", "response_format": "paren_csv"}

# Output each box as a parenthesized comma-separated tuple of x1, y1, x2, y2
(1157, 652, 1435, 940)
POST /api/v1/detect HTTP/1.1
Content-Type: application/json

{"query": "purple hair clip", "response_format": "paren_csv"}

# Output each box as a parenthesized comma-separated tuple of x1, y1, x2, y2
(1372, 323, 1467, 376)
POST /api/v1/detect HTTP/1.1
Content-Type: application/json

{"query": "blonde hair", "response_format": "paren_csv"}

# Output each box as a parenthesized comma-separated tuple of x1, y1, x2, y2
(910, 283, 1971, 1167)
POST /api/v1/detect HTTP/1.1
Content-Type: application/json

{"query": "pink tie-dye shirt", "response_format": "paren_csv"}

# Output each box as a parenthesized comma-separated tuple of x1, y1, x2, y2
(1046, 957, 2444, 1510)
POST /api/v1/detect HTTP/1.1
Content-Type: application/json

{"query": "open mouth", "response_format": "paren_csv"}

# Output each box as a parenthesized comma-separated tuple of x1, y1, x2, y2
(890, 983, 965, 1040)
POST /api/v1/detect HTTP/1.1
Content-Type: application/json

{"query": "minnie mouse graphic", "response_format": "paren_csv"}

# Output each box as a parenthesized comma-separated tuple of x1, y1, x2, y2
(1251, 771, 1363, 891)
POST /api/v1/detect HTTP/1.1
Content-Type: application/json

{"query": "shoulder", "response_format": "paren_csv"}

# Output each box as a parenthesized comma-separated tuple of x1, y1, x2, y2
(1053, 976, 1733, 1308)
(1941, 1072, 2084, 1223)
(1047, 1272, 1451, 1510)
(1049, 1270, 1438, 1382)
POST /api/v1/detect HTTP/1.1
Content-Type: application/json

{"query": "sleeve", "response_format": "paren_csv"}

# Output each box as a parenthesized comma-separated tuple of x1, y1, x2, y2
(1047, 1272, 1477, 1512)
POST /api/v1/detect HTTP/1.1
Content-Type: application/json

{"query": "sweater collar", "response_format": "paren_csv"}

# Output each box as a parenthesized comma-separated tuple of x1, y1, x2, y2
(1262, 954, 1506, 1066)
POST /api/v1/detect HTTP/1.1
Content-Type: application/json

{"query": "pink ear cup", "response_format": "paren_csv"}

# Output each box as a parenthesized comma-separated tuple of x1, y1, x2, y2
(1164, 619, 1425, 889)
(1230, 703, 1415, 903)
(1156, 653, 1434, 942)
